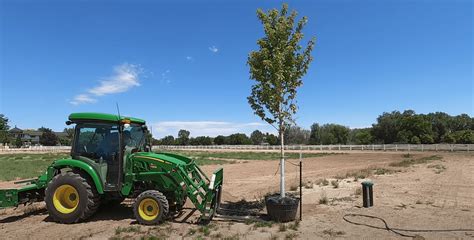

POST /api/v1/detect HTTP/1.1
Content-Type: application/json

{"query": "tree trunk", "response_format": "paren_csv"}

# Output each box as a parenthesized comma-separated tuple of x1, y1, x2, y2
(280, 127, 285, 198)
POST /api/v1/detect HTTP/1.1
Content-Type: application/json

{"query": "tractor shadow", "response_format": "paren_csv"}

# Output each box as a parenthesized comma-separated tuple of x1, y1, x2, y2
(89, 203, 135, 222)
(42, 203, 135, 223)
(212, 199, 271, 223)
(218, 199, 266, 217)
(0, 206, 48, 224)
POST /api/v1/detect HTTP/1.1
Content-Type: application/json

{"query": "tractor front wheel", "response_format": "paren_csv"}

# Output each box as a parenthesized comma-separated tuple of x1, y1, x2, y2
(133, 190, 169, 225)
(45, 171, 100, 223)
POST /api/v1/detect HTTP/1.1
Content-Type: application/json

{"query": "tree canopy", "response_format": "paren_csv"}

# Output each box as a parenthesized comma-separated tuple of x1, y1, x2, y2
(39, 127, 59, 146)
(0, 114, 10, 144)
(247, 3, 314, 134)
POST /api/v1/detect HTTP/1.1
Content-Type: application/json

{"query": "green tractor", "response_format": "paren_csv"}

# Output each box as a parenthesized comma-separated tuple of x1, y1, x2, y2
(0, 113, 223, 224)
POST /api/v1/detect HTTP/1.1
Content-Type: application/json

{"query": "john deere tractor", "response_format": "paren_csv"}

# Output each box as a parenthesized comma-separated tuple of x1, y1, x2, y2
(0, 113, 223, 224)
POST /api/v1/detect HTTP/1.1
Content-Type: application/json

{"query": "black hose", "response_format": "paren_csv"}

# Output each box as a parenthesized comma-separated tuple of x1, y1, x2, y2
(343, 213, 474, 238)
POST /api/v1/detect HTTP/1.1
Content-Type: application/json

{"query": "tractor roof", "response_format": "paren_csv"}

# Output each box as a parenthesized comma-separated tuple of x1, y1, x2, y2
(68, 112, 146, 124)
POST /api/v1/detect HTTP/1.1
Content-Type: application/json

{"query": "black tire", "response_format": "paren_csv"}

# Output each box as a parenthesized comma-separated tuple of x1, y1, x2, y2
(133, 190, 169, 225)
(45, 171, 100, 223)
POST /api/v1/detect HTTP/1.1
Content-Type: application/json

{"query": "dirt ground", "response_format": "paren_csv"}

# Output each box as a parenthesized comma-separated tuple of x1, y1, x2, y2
(0, 151, 473, 239)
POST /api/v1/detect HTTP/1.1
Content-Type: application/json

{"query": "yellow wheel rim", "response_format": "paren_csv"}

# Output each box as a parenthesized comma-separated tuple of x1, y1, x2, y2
(53, 184, 79, 214)
(138, 198, 159, 221)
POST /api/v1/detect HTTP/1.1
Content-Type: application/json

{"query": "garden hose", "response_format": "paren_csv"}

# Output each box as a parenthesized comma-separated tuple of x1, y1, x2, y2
(343, 213, 474, 238)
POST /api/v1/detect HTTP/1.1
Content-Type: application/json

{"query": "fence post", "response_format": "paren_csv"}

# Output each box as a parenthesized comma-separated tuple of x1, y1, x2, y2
(372, 145, 374, 151)
(338, 145, 341, 151)
(435, 144, 438, 152)
(395, 144, 398, 152)
(451, 144, 454, 152)
(421, 144, 424, 152)
(383, 144, 386, 151)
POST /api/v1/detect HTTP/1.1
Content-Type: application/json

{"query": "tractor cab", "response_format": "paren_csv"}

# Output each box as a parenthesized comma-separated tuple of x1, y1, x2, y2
(68, 113, 150, 191)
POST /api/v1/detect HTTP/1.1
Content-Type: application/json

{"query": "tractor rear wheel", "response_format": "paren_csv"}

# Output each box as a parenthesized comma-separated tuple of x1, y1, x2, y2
(45, 171, 100, 223)
(133, 190, 169, 225)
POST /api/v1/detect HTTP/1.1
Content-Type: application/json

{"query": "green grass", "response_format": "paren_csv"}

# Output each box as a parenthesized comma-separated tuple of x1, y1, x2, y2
(0, 150, 338, 181)
(0, 153, 68, 181)
(158, 150, 338, 165)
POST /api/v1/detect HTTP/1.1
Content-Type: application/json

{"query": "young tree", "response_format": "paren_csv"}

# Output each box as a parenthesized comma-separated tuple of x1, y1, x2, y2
(248, 4, 314, 198)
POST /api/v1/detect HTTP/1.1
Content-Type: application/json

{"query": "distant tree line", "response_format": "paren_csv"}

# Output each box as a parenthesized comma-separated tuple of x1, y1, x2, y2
(152, 129, 280, 146)
(2, 110, 473, 147)
(153, 110, 474, 145)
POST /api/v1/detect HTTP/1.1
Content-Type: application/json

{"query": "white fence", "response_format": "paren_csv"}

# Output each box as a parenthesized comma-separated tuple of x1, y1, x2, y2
(0, 146, 71, 153)
(154, 144, 473, 152)
(0, 144, 472, 153)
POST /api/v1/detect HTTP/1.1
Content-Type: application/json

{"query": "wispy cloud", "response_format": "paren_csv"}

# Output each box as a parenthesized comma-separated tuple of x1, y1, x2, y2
(70, 94, 97, 105)
(208, 46, 219, 53)
(153, 121, 274, 137)
(89, 63, 142, 96)
(161, 69, 171, 84)
(186, 56, 193, 61)
(70, 63, 142, 105)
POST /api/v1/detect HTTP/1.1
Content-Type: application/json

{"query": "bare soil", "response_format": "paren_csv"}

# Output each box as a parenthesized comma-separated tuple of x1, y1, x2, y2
(0, 151, 473, 239)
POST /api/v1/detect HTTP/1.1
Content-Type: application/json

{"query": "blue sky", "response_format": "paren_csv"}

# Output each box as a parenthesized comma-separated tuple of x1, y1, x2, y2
(0, 0, 472, 137)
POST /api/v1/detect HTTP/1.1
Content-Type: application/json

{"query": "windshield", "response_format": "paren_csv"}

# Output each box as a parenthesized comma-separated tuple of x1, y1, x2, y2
(123, 124, 146, 151)
(73, 123, 120, 161)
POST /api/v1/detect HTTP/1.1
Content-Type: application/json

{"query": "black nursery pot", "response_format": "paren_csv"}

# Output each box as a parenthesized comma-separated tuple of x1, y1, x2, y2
(265, 194, 299, 222)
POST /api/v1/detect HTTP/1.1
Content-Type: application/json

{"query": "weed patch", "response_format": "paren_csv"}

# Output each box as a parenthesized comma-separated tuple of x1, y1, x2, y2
(322, 229, 345, 236)
(288, 220, 300, 230)
(315, 178, 329, 186)
(319, 191, 328, 205)
(390, 155, 443, 167)
(285, 232, 298, 240)
(354, 187, 362, 196)
(115, 226, 141, 235)
(252, 221, 274, 229)
(373, 168, 400, 175)
(428, 164, 446, 174)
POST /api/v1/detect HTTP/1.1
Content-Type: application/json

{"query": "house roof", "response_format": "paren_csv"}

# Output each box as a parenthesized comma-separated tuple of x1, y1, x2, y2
(23, 130, 42, 136)
(9, 126, 22, 133)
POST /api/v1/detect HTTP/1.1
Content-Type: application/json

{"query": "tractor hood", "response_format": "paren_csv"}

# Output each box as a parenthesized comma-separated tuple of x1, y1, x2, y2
(132, 152, 193, 166)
